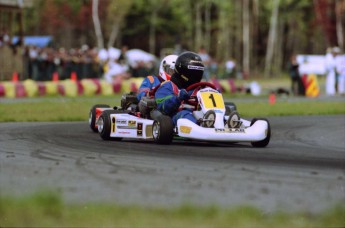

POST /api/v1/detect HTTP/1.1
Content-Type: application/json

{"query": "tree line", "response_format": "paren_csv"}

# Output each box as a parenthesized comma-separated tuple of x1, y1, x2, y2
(20, 0, 345, 77)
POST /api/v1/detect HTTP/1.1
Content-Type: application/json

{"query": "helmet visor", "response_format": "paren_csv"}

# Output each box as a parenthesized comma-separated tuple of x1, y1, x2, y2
(163, 64, 174, 76)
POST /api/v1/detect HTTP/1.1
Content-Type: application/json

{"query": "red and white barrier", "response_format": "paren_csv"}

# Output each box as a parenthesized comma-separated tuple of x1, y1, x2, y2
(0, 78, 240, 98)
(0, 78, 144, 98)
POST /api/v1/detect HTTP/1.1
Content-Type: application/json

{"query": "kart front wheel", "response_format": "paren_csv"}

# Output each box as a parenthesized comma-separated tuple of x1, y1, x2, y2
(152, 115, 174, 145)
(250, 118, 271, 148)
(227, 111, 241, 128)
(98, 110, 122, 141)
(89, 104, 110, 132)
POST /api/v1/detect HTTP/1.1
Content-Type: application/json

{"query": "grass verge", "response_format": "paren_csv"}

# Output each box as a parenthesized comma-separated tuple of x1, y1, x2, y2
(0, 95, 344, 122)
(0, 192, 344, 227)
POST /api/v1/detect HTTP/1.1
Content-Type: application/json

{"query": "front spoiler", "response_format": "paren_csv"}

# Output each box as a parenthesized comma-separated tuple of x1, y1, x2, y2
(176, 119, 268, 142)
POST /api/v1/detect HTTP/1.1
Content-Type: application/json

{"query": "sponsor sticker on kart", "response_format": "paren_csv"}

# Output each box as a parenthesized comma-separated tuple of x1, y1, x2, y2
(215, 128, 244, 133)
(112, 117, 116, 133)
(116, 119, 127, 125)
(180, 126, 192, 134)
(128, 120, 136, 127)
(116, 119, 136, 129)
(117, 126, 137, 129)
(137, 123, 143, 136)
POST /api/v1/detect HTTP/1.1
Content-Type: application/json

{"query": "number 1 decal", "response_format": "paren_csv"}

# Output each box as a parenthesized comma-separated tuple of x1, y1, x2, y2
(200, 92, 225, 109)
(208, 93, 216, 107)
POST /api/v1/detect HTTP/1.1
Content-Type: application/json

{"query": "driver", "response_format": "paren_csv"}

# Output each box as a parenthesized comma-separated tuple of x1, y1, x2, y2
(137, 54, 178, 100)
(155, 51, 205, 125)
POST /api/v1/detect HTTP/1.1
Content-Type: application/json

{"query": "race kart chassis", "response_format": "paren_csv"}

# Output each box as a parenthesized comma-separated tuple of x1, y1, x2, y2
(90, 82, 271, 147)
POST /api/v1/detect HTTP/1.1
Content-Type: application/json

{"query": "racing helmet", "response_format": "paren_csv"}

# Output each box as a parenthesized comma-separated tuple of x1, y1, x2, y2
(171, 51, 204, 89)
(159, 54, 178, 81)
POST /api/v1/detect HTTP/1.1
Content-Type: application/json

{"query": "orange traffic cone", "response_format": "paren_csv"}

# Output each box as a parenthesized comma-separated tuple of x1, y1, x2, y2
(71, 71, 77, 81)
(52, 72, 59, 82)
(12, 71, 19, 82)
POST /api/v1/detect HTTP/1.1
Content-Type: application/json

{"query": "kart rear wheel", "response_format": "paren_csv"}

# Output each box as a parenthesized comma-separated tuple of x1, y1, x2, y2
(98, 110, 122, 141)
(152, 115, 174, 144)
(250, 118, 271, 148)
(89, 104, 110, 132)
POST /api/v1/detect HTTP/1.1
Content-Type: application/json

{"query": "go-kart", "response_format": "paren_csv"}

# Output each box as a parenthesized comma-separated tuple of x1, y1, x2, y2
(88, 82, 271, 147)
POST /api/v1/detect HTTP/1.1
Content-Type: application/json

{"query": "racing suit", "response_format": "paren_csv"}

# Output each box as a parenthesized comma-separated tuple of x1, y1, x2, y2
(155, 81, 197, 126)
(137, 75, 162, 100)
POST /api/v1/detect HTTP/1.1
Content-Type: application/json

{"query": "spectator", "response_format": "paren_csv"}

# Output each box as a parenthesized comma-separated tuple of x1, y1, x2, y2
(325, 47, 340, 95)
(1, 29, 10, 46)
(97, 48, 109, 79)
(80, 45, 98, 78)
(104, 58, 130, 84)
(224, 58, 237, 79)
(54, 47, 65, 79)
(209, 58, 219, 78)
(118, 45, 129, 65)
(2, 43, 160, 81)
(288, 54, 305, 96)
(29, 46, 39, 80)
(336, 50, 345, 95)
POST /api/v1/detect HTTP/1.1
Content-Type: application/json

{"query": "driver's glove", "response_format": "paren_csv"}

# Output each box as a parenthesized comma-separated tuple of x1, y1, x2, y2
(178, 89, 190, 101)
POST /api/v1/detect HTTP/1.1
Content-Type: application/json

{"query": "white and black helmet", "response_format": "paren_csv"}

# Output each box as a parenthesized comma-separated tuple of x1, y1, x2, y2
(172, 51, 204, 88)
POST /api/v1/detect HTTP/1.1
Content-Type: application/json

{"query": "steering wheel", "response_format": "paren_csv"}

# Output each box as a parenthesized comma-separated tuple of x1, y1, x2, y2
(186, 82, 217, 92)
(185, 82, 218, 108)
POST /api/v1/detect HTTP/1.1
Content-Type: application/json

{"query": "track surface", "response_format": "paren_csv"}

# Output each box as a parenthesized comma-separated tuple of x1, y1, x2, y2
(1, 115, 344, 213)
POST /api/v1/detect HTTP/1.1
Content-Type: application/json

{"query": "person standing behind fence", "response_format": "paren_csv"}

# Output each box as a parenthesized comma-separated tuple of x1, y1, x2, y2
(336, 50, 345, 95)
(288, 54, 305, 96)
(224, 58, 236, 79)
(325, 47, 340, 95)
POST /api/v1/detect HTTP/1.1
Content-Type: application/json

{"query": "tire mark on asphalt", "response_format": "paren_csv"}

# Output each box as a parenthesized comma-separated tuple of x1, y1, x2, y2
(31, 149, 61, 162)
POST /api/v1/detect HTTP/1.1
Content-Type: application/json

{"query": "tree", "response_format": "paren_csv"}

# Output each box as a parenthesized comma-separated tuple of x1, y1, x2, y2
(92, 0, 104, 49)
(264, 0, 280, 77)
(314, 0, 338, 47)
(243, 0, 250, 77)
(106, 0, 133, 48)
(335, 0, 344, 50)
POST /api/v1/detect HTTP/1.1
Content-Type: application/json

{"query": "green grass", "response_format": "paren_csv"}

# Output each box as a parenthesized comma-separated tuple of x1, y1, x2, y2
(236, 101, 345, 117)
(0, 95, 344, 122)
(0, 192, 344, 227)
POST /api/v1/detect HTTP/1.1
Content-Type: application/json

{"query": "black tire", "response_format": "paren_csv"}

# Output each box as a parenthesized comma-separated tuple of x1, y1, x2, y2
(89, 104, 110, 132)
(250, 118, 271, 148)
(152, 115, 174, 144)
(98, 110, 122, 141)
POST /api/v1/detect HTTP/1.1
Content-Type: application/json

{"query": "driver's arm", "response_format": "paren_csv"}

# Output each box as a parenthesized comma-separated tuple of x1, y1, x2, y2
(155, 82, 183, 115)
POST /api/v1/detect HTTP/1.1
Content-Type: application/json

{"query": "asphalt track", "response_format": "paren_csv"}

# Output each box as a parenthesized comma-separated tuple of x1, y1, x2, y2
(1, 115, 344, 213)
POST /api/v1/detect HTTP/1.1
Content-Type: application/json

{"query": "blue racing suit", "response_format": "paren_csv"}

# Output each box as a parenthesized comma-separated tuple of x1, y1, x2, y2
(155, 81, 197, 126)
(137, 75, 162, 100)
